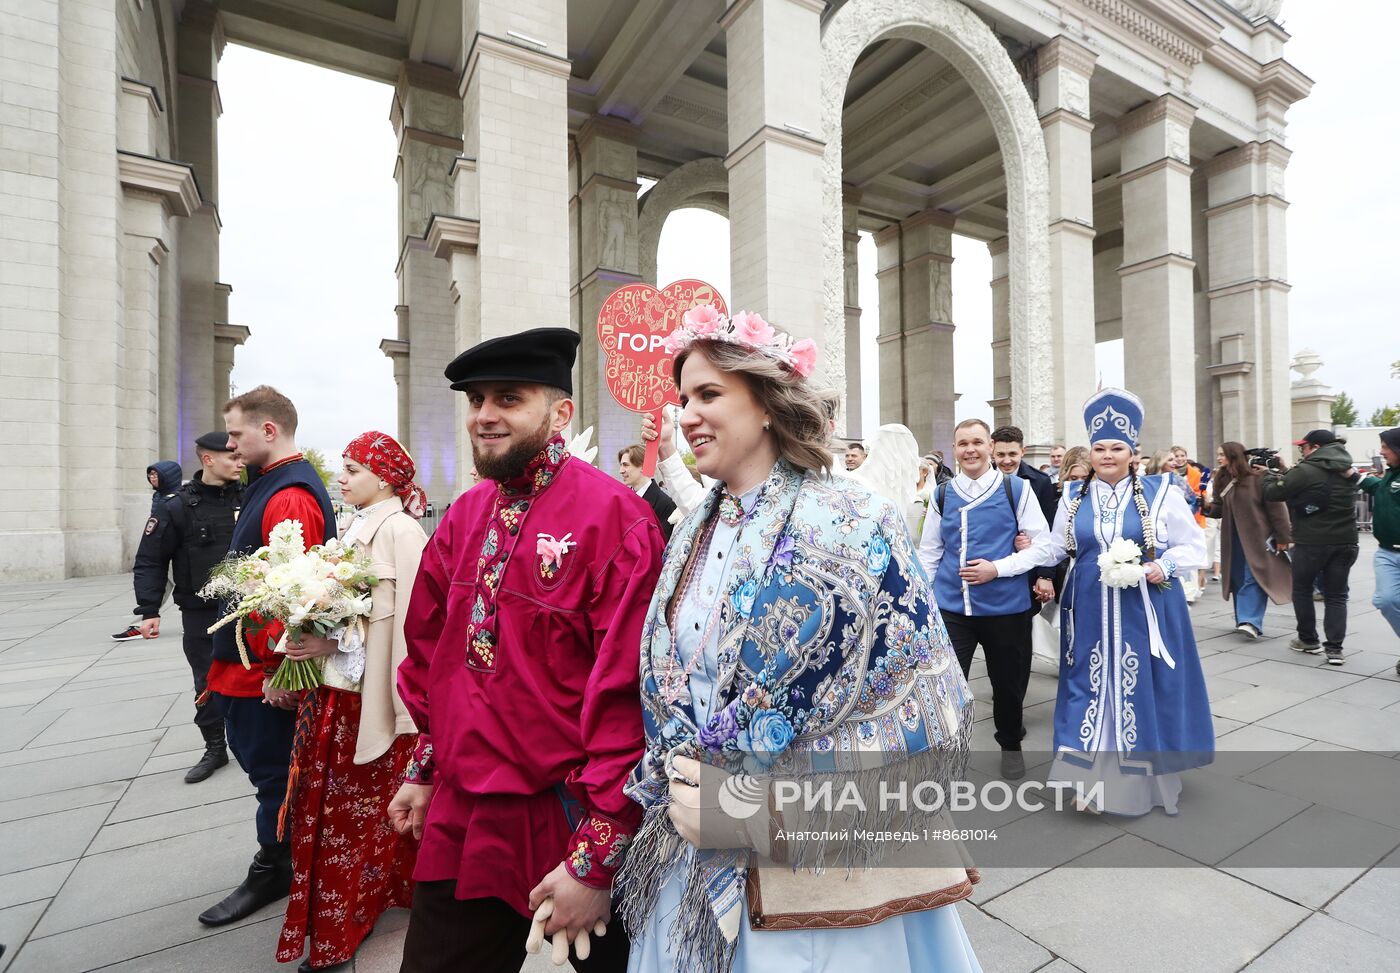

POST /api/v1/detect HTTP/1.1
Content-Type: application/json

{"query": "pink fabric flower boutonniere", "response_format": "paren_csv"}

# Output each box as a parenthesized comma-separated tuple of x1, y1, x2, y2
(536, 531, 576, 581)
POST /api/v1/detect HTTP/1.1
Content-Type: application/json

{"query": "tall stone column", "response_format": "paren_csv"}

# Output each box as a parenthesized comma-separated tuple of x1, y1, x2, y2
(392, 61, 461, 508)
(988, 237, 1011, 430)
(1202, 142, 1292, 450)
(175, 1, 225, 470)
(721, 0, 825, 344)
(213, 323, 249, 409)
(572, 116, 642, 465)
(1037, 38, 1098, 444)
(841, 186, 863, 437)
(444, 1, 571, 492)
(1117, 94, 1197, 450)
(874, 225, 903, 428)
(380, 306, 412, 448)
(898, 210, 956, 453)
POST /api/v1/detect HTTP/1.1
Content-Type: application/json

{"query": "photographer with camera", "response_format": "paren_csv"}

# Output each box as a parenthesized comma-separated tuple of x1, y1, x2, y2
(1209, 443, 1293, 639)
(1261, 429, 1361, 665)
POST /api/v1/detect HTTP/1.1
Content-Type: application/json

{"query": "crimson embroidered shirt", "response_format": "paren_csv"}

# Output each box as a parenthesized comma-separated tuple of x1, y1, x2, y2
(397, 443, 663, 914)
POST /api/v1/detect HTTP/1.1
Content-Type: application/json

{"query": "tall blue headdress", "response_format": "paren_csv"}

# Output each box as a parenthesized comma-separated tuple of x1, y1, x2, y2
(1083, 387, 1143, 448)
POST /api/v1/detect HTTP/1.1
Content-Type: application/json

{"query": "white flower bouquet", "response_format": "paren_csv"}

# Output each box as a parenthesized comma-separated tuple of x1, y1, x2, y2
(1096, 538, 1146, 589)
(199, 520, 379, 691)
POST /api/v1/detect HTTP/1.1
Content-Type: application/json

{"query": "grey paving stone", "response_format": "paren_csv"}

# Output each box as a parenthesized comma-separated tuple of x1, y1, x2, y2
(1320, 676, 1400, 709)
(0, 780, 129, 825)
(1204, 675, 1254, 702)
(28, 673, 195, 713)
(1034, 962, 1086, 973)
(1220, 804, 1400, 908)
(1200, 650, 1268, 676)
(0, 901, 48, 973)
(1242, 913, 1400, 971)
(982, 835, 1310, 973)
(968, 803, 1121, 902)
(1258, 696, 1400, 751)
(0, 709, 63, 754)
(353, 916, 411, 973)
(138, 748, 209, 777)
(28, 696, 177, 748)
(0, 728, 164, 770)
(0, 661, 89, 685)
(1211, 723, 1314, 776)
(1330, 650, 1400, 677)
(1243, 749, 1400, 830)
(95, 916, 290, 973)
(1211, 715, 1247, 738)
(0, 683, 62, 709)
(1324, 851, 1400, 946)
(10, 893, 284, 973)
(960, 902, 1053, 973)
(33, 821, 258, 937)
(151, 723, 202, 756)
(106, 764, 254, 825)
(89, 796, 249, 855)
(0, 860, 75, 910)
(1229, 659, 1363, 694)
(0, 803, 113, 875)
(0, 744, 151, 801)
(1211, 685, 1314, 724)
(1114, 773, 1309, 865)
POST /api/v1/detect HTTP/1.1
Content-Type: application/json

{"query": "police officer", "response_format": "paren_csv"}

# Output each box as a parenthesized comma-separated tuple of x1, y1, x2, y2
(133, 432, 243, 783)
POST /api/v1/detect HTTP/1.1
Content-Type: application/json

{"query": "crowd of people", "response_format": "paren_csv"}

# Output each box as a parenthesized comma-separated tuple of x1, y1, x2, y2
(115, 312, 1400, 973)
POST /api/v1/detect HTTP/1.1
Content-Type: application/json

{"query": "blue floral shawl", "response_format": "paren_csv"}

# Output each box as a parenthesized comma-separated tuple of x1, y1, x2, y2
(616, 461, 973, 972)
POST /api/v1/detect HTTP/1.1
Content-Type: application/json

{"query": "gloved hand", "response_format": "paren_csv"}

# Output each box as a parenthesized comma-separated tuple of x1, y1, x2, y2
(665, 754, 772, 854)
(525, 898, 609, 966)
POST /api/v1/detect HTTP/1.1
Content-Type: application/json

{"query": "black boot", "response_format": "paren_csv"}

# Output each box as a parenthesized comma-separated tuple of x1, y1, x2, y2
(198, 843, 292, 926)
(185, 724, 229, 784)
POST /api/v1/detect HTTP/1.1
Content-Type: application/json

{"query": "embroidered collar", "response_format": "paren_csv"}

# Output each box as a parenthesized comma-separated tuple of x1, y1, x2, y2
(496, 435, 570, 497)
(252, 453, 304, 479)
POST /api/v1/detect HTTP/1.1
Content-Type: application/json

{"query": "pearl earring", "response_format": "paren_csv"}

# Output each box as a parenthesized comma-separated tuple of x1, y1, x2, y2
(378, 480, 388, 490)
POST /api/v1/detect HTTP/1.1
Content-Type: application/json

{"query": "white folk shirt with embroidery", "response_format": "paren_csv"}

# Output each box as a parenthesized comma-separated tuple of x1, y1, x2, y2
(916, 466, 1055, 585)
(327, 497, 396, 685)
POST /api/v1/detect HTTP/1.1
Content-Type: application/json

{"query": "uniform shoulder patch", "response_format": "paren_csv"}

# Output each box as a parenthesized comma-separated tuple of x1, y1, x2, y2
(144, 516, 159, 536)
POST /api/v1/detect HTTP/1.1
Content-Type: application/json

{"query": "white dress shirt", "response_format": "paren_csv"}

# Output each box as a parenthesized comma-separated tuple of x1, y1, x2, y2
(916, 466, 1055, 580)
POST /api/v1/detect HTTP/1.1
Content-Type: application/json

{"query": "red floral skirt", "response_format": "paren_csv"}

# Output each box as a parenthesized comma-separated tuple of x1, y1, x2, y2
(276, 687, 417, 966)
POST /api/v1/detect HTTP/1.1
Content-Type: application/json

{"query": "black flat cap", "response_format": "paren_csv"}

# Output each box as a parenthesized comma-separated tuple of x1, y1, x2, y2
(444, 327, 580, 394)
(195, 431, 233, 452)
(1293, 429, 1344, 447)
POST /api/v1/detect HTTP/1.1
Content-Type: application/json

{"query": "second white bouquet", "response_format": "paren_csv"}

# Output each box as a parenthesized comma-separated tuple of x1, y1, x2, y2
(1097, 538, 1146, 589)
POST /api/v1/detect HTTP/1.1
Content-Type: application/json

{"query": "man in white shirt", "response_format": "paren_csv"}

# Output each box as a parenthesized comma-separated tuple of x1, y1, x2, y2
(619, 443, 677, 541)
(918, 418, 1056, 779)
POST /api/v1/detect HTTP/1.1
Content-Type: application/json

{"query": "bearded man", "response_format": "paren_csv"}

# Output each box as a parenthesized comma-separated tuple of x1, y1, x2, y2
(390, 328, 664, 973)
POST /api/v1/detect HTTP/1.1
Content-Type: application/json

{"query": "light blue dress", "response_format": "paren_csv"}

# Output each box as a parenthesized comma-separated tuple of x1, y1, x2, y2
(628, 485, 982, 973)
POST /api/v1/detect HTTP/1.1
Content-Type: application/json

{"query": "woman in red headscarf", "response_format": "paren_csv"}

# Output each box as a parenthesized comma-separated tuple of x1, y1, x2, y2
(275, 431, 428, 972)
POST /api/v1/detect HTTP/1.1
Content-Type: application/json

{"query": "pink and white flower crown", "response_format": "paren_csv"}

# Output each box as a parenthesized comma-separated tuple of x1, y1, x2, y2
(662, 304, 819, 378)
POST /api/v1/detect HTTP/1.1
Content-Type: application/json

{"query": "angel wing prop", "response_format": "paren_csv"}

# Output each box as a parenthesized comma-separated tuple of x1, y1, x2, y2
(565, 426, 599, 466)
(841, 423, 922, 511)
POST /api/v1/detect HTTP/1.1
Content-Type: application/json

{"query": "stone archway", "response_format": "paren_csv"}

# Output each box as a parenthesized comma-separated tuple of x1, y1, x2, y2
(638, 157, 729, 285)
(820, 0, 1053, 443)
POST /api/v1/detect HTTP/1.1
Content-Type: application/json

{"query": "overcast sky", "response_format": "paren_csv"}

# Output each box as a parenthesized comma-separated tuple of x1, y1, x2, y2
(220, 7, 1397, 461)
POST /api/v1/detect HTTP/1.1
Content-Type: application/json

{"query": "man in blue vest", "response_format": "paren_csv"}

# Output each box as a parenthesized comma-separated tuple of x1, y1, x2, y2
(918, 418, 1055, 780)
(197, 385, 336, 927)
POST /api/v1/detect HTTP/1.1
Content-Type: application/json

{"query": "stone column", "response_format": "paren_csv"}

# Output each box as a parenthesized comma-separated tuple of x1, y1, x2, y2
(380, 306, 412, 447)
(898, 209, 956, 454)
(1202, 141, 1292, 451)
(392, 61, 461, 508)
(213, 323, 249, 411)
(1037, 38, 1098, 444)
(447, 1, 571, 491)
(175, 1, 225, 470)
(572, 116, 642, 465)
(1117, 94, 1197, 450)
(841, 186, 863, 437)
(874, 224, 903, 428)
(721, 0, 825, 344)
(988, 237, 1011, 429)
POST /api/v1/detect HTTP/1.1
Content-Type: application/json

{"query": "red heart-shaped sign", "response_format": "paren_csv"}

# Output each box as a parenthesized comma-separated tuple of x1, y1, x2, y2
(596, 279, 727, 414)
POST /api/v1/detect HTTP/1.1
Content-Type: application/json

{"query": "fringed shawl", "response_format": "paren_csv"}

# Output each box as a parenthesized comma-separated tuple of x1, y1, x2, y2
(616, 462, 974, 972)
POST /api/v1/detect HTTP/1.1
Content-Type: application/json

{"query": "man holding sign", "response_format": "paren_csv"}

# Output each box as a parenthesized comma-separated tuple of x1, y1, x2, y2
(392, 327, 664, 972)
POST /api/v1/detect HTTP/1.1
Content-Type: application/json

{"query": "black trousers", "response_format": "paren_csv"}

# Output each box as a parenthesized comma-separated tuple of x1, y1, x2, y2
(211, 693, 295, 846)
(941, 610, 1031, 750)
(180, 604, 222, 733)
(1290, 542, 1359, 649)
(399, 884, 631, 973)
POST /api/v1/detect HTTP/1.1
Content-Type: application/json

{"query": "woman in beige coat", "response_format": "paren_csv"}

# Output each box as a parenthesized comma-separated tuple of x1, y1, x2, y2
(1209, 441, 1293, 639)
(276, 431, 427, 972)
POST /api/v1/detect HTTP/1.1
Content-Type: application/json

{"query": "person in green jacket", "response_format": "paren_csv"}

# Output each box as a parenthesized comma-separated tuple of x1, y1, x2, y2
(1262, 430, 1361, 665)
(1358, 428, 1400, 674)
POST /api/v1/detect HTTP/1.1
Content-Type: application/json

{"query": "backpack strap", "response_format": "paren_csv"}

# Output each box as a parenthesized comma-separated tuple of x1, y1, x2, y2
(1002, 472, 1016, 520)
(935, 481, 947, 517)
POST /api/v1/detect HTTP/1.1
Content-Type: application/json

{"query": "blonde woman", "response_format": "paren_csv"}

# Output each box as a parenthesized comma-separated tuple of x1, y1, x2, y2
(275, 431, 427, 972)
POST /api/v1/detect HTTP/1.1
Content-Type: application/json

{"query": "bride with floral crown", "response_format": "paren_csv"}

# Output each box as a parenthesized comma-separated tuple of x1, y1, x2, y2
(617, 307, 982, 973)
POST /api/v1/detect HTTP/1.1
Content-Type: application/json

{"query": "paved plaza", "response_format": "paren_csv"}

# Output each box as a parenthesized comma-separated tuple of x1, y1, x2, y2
(2, 540, 1399, 973)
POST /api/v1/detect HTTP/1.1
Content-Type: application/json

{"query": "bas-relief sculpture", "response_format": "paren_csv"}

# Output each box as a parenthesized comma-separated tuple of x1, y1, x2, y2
(406, 150, 454, 236)
(1062, 72, 1090, 117)
(1229, 0, 1284, 21)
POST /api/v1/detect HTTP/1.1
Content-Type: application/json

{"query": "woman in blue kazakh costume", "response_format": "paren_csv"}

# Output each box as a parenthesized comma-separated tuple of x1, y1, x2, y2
(616, 306, 982, 973)
(1040, 388, 1214, 815)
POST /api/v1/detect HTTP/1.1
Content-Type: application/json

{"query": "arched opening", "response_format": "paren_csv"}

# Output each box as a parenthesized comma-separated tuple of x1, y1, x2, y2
(656, 209, 732, 308)
(822, 0, 1051, 458)
(638, 158, 729, 286)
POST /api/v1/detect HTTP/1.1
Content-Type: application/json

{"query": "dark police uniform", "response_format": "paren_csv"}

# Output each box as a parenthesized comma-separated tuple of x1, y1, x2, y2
(132, 436, 242, 780)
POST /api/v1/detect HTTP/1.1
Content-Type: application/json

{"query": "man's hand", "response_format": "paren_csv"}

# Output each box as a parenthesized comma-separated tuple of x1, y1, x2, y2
(1013, 531, 1031, 552)
(283, 632, 339, 661)
(387, 781, 432, 840)
(958, 559, 999, 585)
(1033, 578, 1055, 603)
(528, 862, 611, 940)
(261, 676, 300, 710)
(138, 617, 160, 639)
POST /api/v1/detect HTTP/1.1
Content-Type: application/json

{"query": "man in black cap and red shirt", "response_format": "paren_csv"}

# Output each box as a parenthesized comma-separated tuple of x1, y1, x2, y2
(391, 327, 663, 972)
(131, 431, 243, 783)
(1263, 429, 1361, 665)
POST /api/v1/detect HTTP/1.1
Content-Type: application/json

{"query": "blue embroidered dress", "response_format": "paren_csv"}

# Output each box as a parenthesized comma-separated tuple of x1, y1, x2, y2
(621, 464, 981, 973)
(1042, 474, 1214, 815)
